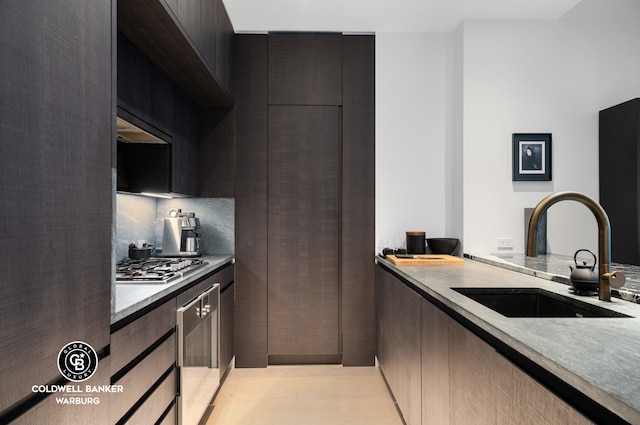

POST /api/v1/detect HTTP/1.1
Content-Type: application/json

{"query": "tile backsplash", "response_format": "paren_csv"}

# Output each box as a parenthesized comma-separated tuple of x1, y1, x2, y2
(115, 193, 234, 260)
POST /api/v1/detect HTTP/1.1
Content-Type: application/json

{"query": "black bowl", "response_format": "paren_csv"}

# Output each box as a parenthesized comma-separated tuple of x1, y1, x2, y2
(427, 238, 459, 255)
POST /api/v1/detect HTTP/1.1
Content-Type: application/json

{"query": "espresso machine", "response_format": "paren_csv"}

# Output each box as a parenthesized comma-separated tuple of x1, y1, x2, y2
(160, 209, 201, 257)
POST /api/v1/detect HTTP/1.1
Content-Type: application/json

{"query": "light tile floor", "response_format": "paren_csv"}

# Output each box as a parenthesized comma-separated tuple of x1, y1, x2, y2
(205, 365, 405, 425)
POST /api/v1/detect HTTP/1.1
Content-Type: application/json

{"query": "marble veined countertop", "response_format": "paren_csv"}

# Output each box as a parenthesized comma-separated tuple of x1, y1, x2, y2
(377, 255, 640, 424)
(468, 252, 640, 304)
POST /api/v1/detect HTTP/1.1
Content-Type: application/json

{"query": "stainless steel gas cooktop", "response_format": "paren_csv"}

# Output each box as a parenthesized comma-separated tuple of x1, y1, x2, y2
(116, 258, 207, 284)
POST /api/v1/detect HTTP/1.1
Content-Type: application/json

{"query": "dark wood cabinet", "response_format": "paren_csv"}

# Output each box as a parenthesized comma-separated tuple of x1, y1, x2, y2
(0, 0, 113, 422)
(376, 265, 592, 425)
(110, 263, 233, 425)
(117, 32, 198, 196)
(234, 34, 270, 368)
(220, 281, 235, 378)
(110, 299, 177, 424)
(421, 295, 450, 425)
(599, 98, 640, 265)
(449, 320, 499, 424)
(375, 267, 422, 425)
(118, 0, 234, 107)
(198, 107, 236, 197)
(341, 35, 376, 366)
(267, 105, 341, 363)
(449, 320, 591, 425)
(171, 85, 199, 196)
(234, 34, 375, 367)
(268, 34, 343, 106)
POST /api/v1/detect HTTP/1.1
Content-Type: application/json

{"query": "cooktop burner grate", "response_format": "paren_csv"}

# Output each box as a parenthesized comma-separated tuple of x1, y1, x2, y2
(116, 258, 206, 283)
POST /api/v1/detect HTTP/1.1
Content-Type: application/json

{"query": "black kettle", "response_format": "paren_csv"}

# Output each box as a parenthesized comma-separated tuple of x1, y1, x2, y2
(569, 249, 599, 292)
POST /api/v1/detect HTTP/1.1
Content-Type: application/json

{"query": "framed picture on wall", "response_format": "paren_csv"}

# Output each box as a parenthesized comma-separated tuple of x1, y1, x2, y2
(512, 133, 552, 181)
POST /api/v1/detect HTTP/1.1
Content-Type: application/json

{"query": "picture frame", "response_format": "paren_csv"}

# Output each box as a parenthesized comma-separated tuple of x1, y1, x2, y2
(512, 133, 552, 181)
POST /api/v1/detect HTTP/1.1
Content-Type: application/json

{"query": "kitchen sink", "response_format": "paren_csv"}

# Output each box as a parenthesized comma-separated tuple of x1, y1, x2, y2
(452, 287, 632, 318)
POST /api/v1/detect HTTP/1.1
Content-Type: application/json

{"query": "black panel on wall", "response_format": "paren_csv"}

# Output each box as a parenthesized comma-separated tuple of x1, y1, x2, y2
(599, 98, 640, 265)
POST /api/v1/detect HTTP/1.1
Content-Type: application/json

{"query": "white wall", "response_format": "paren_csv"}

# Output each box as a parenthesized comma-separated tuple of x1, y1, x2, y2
(462, 0, 640, 255)
(375, 32, 455, 251)
(376, 0, 640, 256)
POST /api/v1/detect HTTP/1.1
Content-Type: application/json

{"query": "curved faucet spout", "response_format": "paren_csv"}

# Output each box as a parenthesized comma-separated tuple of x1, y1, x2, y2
(526, 191, 619, 301)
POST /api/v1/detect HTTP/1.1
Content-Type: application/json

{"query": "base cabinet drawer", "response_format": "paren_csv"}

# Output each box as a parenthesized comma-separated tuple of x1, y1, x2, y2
(111, 300, 176, 374)
(12, 357, 111, 425)
(111, 333, 176, 422)
(158, 402, 177, 425)
(123, 368, 177, 425)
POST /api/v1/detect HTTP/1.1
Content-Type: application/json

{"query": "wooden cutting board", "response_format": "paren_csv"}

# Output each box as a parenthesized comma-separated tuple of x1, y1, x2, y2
(386, 254, 464, 266)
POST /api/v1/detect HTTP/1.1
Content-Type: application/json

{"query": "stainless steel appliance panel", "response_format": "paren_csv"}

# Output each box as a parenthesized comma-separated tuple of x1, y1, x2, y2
(177, 284, 220, 425)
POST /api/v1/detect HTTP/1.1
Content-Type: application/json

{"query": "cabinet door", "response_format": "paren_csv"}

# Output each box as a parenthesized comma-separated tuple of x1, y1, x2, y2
(422, 298, 451, 425)
(0, 0, 112, 419)
(117, 32, 173, 137)
(495, 354, 592, 425)
(341, 35, 376, 366)
(234, 34, 269, 368)
(177, 0, 201, 48)
(171, 85, 199, 196)
(267, 105, 341, 361)
(220, 282, 235, 377)
(376, 268, 422, 425)
(198, 107, 235, 197)
(268, 34, 342, 106)
(450, 320, 499, 424)
(450, 320, 592, 425)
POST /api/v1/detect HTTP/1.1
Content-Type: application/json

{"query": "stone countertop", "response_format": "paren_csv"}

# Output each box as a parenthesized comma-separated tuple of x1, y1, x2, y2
(468, 252, 640, 303)
(377, 255, 640, 424)
(112, 254, 234, 324)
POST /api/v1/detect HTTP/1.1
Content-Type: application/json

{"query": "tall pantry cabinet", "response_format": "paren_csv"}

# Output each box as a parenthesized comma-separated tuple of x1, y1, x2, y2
(234, 33, 375, 367)
(0, 1, 113, 423)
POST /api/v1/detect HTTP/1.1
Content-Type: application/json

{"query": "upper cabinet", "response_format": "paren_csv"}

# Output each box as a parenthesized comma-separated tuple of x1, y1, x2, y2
(118, 0, 235, 107)
(117, 32, 199, 196)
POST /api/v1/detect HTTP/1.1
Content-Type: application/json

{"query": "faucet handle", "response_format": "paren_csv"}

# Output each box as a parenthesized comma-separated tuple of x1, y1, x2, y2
(603, 271, 626, 289)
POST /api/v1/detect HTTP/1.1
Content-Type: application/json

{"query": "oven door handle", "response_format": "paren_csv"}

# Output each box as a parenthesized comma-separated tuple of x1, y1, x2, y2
(179, 292, 204, 317)
(200, 284, 219, 318)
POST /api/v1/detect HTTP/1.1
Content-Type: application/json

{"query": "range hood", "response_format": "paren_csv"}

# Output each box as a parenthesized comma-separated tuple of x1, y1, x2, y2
(117, 117, 166, 144)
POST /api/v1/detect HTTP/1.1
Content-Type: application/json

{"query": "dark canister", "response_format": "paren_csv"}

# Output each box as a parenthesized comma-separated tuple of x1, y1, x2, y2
(406, 231, 426, 254)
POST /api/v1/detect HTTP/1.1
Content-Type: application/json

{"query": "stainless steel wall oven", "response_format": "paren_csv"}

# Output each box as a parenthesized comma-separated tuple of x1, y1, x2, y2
(177, 283, 220, 425)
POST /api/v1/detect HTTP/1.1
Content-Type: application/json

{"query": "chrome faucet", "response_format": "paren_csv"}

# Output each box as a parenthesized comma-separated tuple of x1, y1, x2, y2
(526, 191, 625, 301)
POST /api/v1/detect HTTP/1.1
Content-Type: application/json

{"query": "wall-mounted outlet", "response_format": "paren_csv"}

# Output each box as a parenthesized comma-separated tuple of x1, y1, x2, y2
(497, 237, 514, 250)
